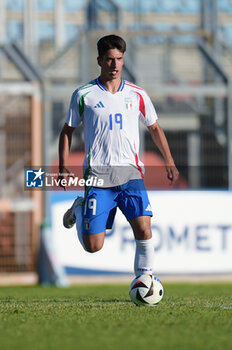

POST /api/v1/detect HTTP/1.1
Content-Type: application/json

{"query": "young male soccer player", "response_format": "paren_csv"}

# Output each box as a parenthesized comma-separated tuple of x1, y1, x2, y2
(58, 34, 179, 277)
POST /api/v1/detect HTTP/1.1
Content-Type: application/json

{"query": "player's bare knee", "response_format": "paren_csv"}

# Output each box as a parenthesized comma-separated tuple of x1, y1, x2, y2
(134, 225, 152, 240)
(83, 236, 104, 253)
(85, 244, 103, 253)
(139, 228, 152, 240)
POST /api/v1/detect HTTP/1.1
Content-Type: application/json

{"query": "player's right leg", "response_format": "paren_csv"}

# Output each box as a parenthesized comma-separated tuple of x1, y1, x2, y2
(63, 196, 83, 229)
(63, 186, 116, 253)
(63, 195, 106, 252)
(83, 232, 105, 253)
(63, 195, 86, 249)
(81, 186, 117, 253)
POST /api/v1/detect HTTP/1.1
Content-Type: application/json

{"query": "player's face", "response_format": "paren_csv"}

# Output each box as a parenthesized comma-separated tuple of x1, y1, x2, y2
(98, 49, 124, 80)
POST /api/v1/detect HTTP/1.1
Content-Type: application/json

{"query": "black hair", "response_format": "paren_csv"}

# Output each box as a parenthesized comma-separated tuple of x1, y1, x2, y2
(97, 34, 126, 57)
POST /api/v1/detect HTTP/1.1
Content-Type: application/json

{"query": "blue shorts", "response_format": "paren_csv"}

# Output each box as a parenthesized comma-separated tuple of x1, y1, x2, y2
(82, 179, 153, 235)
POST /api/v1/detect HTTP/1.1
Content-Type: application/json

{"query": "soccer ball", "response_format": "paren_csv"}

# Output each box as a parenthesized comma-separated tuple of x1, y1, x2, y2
(129, 274, 164, 306)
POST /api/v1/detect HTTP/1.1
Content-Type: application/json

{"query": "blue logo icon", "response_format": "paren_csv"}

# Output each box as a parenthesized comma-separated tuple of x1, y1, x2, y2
(94, 101, 105, 108)
(26, 168, 44, 188)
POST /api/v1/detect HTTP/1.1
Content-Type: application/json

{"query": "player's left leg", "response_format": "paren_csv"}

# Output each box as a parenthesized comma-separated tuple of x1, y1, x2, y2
(117, 179, 154, 277)
(129, 215, 154, 277)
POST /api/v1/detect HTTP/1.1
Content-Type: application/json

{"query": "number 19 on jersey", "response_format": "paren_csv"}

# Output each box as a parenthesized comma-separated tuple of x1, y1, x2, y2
(109, 113, 123, 130)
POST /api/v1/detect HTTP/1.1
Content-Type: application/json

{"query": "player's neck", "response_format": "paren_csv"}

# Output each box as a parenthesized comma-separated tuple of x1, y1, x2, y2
(99, 76, 122, 94)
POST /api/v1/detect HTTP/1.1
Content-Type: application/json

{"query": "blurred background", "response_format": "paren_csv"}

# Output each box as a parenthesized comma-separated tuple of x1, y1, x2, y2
(0, 0, 232, 284)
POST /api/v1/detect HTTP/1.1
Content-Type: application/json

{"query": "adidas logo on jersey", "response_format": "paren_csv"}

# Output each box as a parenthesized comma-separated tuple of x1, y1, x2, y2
(145, 204, 152, 212)
(94, 101, 105, 108)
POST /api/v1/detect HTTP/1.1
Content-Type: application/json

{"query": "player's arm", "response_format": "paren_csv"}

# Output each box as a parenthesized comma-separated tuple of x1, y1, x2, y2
(58, 123, 75, 189)
(148, 122, 179, 185)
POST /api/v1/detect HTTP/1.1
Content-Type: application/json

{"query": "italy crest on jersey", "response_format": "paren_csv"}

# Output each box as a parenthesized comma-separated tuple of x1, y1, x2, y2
(125, 97, 133, 110)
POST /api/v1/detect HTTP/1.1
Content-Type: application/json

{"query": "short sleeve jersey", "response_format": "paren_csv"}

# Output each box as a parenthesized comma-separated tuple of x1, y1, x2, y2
(66, 77, 158, 187)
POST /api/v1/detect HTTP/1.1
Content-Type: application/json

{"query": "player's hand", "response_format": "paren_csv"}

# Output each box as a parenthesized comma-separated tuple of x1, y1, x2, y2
(58, 166, 74, 191)
(165, 164, 179, 186)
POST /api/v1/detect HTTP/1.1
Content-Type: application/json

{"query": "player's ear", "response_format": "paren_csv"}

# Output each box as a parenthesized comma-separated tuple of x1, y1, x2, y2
(97, 56, 102, 67)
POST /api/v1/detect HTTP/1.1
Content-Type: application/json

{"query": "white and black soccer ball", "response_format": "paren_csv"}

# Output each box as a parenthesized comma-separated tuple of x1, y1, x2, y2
(129, 274, 164, 306)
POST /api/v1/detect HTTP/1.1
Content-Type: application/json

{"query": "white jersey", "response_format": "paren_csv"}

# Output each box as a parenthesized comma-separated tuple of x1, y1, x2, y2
(66, 77, 158, 187)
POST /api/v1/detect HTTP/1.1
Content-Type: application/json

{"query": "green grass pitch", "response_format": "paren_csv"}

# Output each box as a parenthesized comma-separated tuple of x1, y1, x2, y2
(0, 282, 231, 350)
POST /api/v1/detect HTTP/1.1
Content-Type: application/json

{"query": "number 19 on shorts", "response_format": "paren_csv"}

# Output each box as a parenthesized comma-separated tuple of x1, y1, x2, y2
(109, 113, 122, 130)
(84, 198, 97, 216)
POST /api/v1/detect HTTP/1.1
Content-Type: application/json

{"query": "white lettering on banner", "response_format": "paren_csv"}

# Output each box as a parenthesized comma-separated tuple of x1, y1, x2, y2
(120, 224, 232, 252)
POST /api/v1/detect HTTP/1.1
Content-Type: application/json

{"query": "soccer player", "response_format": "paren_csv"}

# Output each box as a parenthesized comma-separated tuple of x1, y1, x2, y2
(58, 34, 179, 277)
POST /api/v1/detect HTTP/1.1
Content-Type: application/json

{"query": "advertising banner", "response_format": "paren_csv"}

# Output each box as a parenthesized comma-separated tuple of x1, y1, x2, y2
(50, 191, 232, 274)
